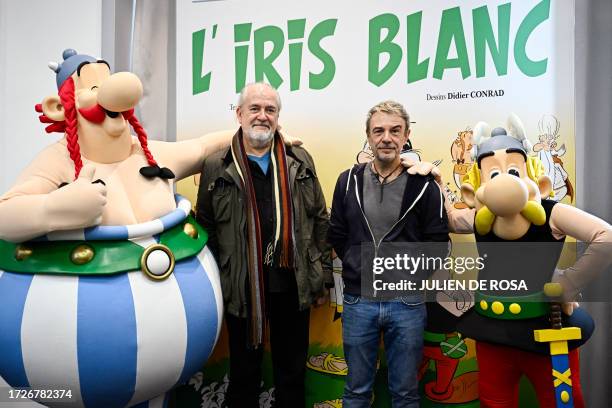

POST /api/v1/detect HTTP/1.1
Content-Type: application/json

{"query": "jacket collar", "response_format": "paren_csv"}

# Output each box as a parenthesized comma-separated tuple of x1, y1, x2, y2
(350, 161, 433, 239)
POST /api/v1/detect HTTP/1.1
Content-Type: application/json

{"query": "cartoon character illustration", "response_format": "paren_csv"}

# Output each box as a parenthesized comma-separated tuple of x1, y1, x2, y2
(190, 373, 229, 408)
(418, 302, 479, 404)
(415, 265, 477, 404)
(307, 249, 348, 407)
(328, 249, 344, 318)
(307, 352, 348, 376)
(426, 113, 612, 408)
(532, 115, 574, 202)
(314, 398, 343, 408)
(450, 129, 474, 189)
(443, 182, 470, 210)
(0, 49, 236, 408)
(189, 373, 275, 408)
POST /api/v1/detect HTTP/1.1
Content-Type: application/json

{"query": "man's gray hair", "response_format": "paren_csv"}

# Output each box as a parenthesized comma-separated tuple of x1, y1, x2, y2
(237, 82, 282, 111)
(365, 100, 410, 134)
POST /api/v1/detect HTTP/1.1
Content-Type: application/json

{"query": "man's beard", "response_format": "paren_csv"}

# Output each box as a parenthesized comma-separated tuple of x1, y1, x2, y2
(375, 146, 399, 163)
(246, 128, 274, 148)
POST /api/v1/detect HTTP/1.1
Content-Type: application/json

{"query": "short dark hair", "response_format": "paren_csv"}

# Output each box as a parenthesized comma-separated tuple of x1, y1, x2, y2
(366, 100, 410, 135)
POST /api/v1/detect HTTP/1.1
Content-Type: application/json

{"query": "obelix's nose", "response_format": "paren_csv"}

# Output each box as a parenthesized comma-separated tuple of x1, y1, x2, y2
(97, 72, 143, 113)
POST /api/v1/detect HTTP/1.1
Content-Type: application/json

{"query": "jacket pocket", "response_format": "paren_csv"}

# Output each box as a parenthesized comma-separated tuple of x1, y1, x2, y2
(211, 178, 233, 223)
(307, 245, 324, 294)
(340, 244, 358, 272)
(296, 170, 317, 216)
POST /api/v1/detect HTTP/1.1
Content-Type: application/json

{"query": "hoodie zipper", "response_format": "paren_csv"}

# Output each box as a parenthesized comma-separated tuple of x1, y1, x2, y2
(353, 174, 430, 296)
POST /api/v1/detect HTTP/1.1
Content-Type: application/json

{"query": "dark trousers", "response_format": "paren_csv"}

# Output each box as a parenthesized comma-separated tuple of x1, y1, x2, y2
(225, 291, 310, 408)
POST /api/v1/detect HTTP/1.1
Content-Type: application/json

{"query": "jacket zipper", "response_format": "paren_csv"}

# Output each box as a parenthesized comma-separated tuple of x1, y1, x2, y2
(353, 173, 430, 297)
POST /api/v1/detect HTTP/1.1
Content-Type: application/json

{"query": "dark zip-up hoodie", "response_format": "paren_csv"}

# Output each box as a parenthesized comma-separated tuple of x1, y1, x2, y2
(328, 163, 449, 296)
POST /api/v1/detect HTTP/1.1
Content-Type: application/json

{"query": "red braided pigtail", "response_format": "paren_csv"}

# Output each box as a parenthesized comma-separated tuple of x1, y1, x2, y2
(58, 77, 83, 180)
(127, 114, 157, 167)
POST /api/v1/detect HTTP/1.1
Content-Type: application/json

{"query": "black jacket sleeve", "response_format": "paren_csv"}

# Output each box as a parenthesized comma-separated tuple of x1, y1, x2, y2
(418, 177, 450, 243)
(327, 169, 350, 260)
(416, 178, 450, 274)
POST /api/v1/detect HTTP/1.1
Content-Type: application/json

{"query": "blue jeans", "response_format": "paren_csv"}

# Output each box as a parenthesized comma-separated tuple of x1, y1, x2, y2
(342, 294, 426, 408)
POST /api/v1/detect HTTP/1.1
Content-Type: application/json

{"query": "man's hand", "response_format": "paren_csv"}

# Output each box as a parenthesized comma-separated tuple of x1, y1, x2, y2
(45, 164, 107, 231)
(402, 158, 442, 185)
(314, 288, 329, 307)
(562, 301, 580, 316)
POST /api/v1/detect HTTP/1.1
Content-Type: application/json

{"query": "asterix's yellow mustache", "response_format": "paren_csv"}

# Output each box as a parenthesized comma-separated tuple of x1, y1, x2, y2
(520, 201, 546, 226)
(475, 200, 546, 236)
(475, 206, 495, 235)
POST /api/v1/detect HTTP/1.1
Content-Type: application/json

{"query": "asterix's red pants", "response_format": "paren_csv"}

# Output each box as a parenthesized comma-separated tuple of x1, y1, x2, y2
(476, 342, 584, 408)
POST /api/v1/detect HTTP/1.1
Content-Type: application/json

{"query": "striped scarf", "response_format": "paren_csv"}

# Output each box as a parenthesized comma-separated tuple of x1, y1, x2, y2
(231, 129, 295, 347)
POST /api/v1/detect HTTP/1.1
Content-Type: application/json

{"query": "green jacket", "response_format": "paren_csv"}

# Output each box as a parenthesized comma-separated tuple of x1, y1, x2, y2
(196, 143, 332, 318)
